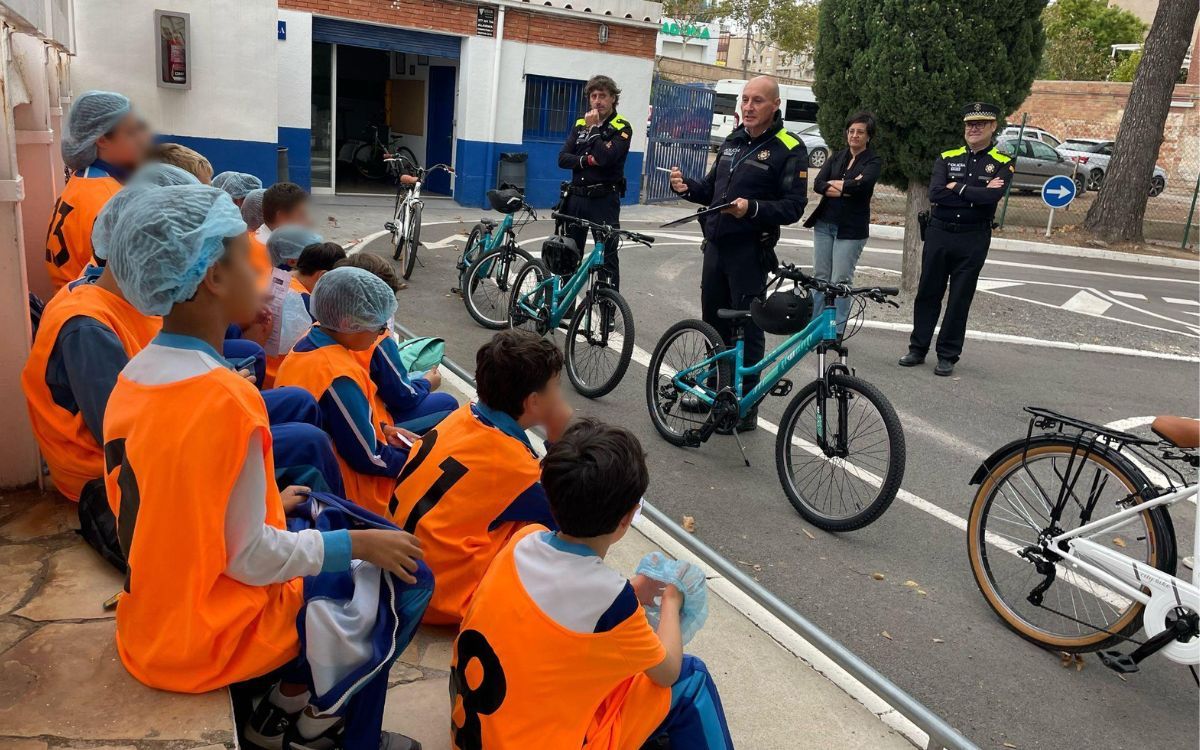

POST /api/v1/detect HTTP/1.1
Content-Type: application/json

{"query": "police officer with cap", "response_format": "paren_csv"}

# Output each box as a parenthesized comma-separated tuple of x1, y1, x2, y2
(669, 75, 808, 432)
(899, 101, 1013, 377)
(557, 75, 633, 289)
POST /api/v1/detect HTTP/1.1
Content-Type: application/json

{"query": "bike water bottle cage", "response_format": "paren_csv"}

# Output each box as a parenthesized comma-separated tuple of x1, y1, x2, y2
(541, 235, 583, 276)
(751, 286, 813, 335)
(487, 188, 525, 214)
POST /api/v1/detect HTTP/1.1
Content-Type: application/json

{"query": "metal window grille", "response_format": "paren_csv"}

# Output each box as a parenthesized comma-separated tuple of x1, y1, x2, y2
(523, 75, 586, 142)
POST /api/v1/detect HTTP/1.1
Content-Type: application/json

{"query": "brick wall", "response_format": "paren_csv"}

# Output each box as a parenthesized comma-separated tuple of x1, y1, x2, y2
(1009, 79, 1199, 185)
(279, 0, 656, 57)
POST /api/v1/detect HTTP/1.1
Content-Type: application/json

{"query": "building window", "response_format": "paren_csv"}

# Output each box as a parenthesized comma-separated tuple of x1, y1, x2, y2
(523, 75, 586, 142)
(784, 99, 820, 123)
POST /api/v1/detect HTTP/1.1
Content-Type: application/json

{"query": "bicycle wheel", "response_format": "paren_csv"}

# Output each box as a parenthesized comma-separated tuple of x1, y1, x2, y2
(645, 319, 730, 447)
(402, 203, 422, 279)
(507, 259, 551, 336)
(392, 204, 409, 263)
(775, 374, 905, 531)
(354, 143, 386, 180)
(564, 287, 634, 399)
(458, 224, 486, 291)
(464, 245, 533, 330)
(394, 146, 419, 174)
(967, 440, 1176, 652)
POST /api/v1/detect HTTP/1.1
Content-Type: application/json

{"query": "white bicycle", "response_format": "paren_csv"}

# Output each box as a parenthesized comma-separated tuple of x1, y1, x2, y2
(383, 156, 452, 281)
(968, 407, 1199, 678)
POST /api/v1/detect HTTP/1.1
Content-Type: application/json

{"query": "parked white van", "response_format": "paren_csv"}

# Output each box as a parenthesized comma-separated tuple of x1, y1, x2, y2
(710, 78, 820, 148)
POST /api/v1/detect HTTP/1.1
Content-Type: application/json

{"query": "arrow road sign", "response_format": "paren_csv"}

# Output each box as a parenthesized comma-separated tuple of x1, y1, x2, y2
(1041, 174, 1077, 209)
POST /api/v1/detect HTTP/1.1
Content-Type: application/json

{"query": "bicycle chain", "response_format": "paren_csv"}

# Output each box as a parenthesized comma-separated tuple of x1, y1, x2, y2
(1030, 601, 1145, 647)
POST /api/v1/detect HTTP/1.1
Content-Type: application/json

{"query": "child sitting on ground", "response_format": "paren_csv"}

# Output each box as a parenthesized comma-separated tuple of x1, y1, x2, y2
(148, 142, 213, 183)
(337, 253, 456, 432)
(250, 182, 311, 283)
(103, 184, 429, 750)
(274, 267, 414, 516)
(212, 170, 263, 205)
(389, 329, 569, 624)
(451, 419, 734, 749)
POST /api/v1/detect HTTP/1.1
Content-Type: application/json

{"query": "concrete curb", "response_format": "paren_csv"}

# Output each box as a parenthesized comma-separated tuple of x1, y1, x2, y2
(866, 224, 1199, 269)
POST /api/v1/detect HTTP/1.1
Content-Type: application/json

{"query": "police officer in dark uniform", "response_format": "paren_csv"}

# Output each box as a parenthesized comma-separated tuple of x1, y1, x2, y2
(670, 75, 808, 432)
(899, 102, 1014, 377)
(557, 75, 633, 289)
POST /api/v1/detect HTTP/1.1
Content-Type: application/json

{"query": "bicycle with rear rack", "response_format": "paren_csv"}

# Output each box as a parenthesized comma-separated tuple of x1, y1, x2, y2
(383, 156, 452, 280)
(507, 212, 654, 399)
(458, 186, 538, 329)
(967, 407, 1199, 678)
(355, 125, 418, 181)
(646, 263, 905, 531)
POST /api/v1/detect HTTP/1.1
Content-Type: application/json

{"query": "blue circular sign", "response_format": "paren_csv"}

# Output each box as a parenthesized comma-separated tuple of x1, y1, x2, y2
(1041, 175, 1077, 209)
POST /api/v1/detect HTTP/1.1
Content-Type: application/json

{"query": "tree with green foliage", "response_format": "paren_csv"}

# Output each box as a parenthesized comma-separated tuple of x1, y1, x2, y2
(1039, 0, 1146, 80)
(767, 0, 820, 59)
(812, 0, 1047, 290)
(1110, 48, 1141, 82)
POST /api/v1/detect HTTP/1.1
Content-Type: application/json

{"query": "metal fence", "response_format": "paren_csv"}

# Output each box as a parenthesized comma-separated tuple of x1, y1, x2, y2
(393, 319, 980, 750)
(643, 78, 714, 203)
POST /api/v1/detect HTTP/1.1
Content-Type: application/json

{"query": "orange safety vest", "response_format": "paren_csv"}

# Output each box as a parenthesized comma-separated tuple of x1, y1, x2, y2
(388, 404, 541, 625)
(351, 333, 395, 427)
(264, 276, 313, 388)
(248, 231, 272, 287)
(452, 525, 670, 749)
(21, 283, 161, 501)
(274, 338, 396, 515)
(45, 172, 122, 290)
(103, 366, 303, 693)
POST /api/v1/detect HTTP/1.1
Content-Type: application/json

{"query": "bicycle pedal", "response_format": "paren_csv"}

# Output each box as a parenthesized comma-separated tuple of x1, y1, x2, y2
(1097, 650, 1140, 674)
(769, 379, 793, 397)
(682, 429, 703, 448)
(384, 222, 397, 233)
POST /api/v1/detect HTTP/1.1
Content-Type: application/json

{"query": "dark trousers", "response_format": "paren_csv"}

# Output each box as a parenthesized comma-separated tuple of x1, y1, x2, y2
(702, 241, 768, 388)
(909, 225, 991, 362)
(563, 192, 621, 289)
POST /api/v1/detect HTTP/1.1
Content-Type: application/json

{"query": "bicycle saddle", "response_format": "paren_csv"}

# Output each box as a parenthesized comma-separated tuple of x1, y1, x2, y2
(716, 309, 752, 321)
(1151, 416, 1200, 449)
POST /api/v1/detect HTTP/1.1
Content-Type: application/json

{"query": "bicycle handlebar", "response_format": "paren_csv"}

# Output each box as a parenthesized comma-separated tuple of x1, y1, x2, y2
(551, 212, 655, 246)
(775, 263, 899, 305)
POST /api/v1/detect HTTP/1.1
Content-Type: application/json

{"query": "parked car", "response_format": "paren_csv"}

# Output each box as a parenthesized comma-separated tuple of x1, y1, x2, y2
(995, 137, 1087, 196)
(1000, 124, 1062, 149)
(797, 123, 829, 168)
(1056, 138, 1168, 196)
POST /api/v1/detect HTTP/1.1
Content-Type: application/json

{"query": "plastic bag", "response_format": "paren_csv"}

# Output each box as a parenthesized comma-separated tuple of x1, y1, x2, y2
(634, 551, 709, 645)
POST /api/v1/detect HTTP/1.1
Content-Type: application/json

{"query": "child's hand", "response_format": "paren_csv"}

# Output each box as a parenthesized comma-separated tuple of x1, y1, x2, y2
(424, 366, 442, 391)
(351, 529, 424, 583)
(280, 485, 310, 514)
(382, 424, 418, 449)
(661, 583, 684, 612)
(545, 399, 574, 442)
(241, 308, 273, 346)
(237, 367, 257, 385)
(631, 573, 667, 606)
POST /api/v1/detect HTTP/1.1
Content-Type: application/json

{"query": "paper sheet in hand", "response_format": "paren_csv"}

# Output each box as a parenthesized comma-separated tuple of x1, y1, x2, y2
(659, 202, 735, 228)
(264, 268, 290, 356)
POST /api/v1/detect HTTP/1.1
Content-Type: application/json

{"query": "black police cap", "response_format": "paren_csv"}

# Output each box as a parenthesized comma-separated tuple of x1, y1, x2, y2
(962, 102, 1001, 122)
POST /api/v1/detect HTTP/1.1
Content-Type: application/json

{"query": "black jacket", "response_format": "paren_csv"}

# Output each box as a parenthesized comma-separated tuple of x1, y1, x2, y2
(681, 117, 808, 249)
(928, 142, 1014, 224)
(805, 147, 881, 240)
(557, 110, 633, 188)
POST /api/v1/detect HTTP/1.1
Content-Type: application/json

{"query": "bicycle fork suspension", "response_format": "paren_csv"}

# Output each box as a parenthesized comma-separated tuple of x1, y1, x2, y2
(816, 348, 852, 457)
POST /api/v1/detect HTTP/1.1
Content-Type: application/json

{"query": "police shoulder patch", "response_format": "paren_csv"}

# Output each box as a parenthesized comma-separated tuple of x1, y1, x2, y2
(621, 131, 629, 139)
(941, 146, 967, 159)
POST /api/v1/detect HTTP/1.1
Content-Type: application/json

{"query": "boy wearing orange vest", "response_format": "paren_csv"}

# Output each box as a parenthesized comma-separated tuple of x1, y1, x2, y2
(250, 182, 311, 282)
(46, 90, 152, 290)
(389, 329, 570, 625)
(275, 267, 415, 517)
(102, 185, 429, 750)
(451, 420, 734, 749)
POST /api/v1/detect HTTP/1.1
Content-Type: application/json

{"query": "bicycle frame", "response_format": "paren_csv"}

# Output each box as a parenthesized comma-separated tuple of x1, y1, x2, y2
(513, 239, 608, 330)
(672, 306, 839, 416)
(476, 213, 515, 255)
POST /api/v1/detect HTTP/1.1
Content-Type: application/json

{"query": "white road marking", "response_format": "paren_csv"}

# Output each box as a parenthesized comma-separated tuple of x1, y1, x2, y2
(976, 280, 1023, 291)
(1110, 290, 1147, 300)
(1062, 290, 1113, 316)
(1164, 297, 1200, 307)
(422, 233, 467, 250)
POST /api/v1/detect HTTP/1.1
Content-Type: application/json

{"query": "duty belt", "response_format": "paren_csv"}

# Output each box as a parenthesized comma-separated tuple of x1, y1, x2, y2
(929, 216, 991, 233)
(568, 183, 619, 197)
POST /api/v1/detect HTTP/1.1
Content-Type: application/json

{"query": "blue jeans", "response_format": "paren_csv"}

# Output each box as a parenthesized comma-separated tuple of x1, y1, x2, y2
(810, 220, 867, 334)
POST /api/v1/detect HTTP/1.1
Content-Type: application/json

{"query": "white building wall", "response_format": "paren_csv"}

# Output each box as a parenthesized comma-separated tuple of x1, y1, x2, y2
(277, 9, 312, 132)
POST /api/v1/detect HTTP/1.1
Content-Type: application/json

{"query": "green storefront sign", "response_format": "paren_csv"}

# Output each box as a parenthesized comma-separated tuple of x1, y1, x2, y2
(661, 20, 711, 39)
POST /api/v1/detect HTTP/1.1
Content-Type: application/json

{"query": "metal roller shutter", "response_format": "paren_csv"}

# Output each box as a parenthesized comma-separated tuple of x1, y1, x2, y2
(311, 16, 461, 60)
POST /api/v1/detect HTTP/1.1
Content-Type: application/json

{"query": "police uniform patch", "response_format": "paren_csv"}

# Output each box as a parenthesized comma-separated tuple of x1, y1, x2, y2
(757, 149, 770, 161)
(621, 131, 629, 139)
(985, 163, 995, 174)
(605, 141, 612, 149)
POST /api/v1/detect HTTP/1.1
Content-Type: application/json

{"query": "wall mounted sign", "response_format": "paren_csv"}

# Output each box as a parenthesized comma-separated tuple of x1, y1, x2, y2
(476, 7, 496, 37)
(155, 10, 191, 89)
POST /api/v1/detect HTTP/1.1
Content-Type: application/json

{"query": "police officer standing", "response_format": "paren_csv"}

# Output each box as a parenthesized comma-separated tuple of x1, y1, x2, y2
(557, 75, 633, 289)
(900, 102, 1014, 377)
(670, 75, 808, 432)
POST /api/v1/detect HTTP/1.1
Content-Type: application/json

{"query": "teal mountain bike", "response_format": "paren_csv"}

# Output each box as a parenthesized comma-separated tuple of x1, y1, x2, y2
(508, 212, 654, 398)
(460, 187, 537, 329)
(646, 263, 906, 531)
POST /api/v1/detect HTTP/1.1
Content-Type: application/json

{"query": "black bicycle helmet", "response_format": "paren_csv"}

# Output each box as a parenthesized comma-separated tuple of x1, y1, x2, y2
(487, 187, 524, 214)
(750, 287, 813, 335)
(541, 235, 582, 276)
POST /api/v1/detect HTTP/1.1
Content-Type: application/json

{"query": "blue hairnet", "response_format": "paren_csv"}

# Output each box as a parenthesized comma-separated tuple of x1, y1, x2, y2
(106, 185, 248, 316)
(128, 162, 200, 189)
(241, 188, 266, 230)
(92, 187, 150, 261)
(310, 266, 397, 333)
(62, 91, 132, 172)
(267, 225, 323, 267)
(212, 171, 263, 199)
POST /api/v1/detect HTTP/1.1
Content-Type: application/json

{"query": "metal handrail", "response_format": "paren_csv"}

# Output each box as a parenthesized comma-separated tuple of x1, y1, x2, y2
(394, 321, 979, 750)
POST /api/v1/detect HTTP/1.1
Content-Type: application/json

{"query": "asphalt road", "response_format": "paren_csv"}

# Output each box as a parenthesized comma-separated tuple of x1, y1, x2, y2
(355, 212, 1198, 750)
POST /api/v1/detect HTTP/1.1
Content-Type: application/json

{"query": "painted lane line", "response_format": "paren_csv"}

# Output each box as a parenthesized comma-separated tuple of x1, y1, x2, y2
(1110, 290, 1147, 300)
(1164, 297, 1200, 307)
(976, 280, 1024, 291)
(1061, 290, 1113, 317)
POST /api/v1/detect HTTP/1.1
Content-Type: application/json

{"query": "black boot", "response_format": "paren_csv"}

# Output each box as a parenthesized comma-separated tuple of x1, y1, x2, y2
(898, 351, 925, 367)
(934, 358, 955, 376)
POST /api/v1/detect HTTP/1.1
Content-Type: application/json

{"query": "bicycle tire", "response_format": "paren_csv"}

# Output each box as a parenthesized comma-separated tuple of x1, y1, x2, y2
(394, 146, 419, 174)
(463, 245, 533, 330)
(967, 440, 1176, 653)
(354, 143, 386, 180)
(508, 259, 551, 336)
(458, 224, 486, 291)
(403, 203, 422, 279)
(564, 287, 634, 399)
(393, 205, 409, 264)
(775, 374, 905, 531)
(645, 319, 729, 447)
